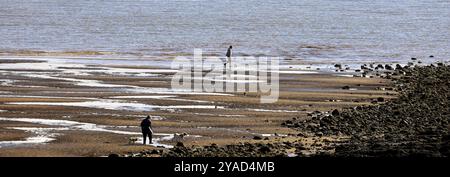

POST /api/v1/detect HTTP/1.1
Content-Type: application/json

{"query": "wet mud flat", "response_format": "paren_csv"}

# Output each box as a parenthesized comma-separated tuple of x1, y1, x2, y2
(0, 56, 395, 156)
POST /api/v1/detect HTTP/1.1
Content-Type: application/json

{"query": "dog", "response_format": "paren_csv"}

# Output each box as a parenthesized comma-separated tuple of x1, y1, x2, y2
(128, 137, 138, 145)
(172, 132, 188, 142)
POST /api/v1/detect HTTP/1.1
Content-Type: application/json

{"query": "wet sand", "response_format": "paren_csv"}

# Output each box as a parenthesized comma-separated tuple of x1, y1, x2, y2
(0, 56, 393, 156)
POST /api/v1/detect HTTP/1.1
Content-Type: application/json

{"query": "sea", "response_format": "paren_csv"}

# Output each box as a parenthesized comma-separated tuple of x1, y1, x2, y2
(0, 0, 449, 63)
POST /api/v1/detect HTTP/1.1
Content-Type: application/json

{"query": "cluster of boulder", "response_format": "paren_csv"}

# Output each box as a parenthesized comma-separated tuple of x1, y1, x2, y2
(128, 141, 307, 157)
(284, 65, 450, 157)
(335, 57, 446, 79)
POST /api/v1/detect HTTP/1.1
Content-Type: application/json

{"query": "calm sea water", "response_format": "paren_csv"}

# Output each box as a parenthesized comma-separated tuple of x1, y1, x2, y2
(0, 0, 449, 63)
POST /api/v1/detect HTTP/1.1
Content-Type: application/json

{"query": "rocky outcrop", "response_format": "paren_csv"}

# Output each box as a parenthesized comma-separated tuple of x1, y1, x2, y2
(284, 65, 450, 157)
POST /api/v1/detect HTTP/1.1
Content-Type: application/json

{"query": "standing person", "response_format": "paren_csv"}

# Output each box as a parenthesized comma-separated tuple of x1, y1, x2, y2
(140, 115, 153, 145)
(225, 45, 232, 66)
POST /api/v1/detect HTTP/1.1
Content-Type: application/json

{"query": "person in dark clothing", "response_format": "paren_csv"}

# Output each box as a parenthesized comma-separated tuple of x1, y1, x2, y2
(140, 115, 153, 145)
(225, 45, 232, 66)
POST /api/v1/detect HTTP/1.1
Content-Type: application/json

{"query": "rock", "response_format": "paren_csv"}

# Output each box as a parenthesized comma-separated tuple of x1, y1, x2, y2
(259, 146, 271, 153)
(108, 154, 119, 158)
(176, 142, 185, 147)
(342, 86, 350, 90)
(361, 65, 369, 70)
(331, 109, 340, 116)
(429, 55, 434, 58)
(297, 132, 307, 137)
(385, 64, 393, 70)
(377, 64, 384, 69)
(334, 64, 342, 69)
(396, 64, 402, 70)
(411, 57, 417, 60)
(253, 136, 263, 140)
(377, 97, 385, 102)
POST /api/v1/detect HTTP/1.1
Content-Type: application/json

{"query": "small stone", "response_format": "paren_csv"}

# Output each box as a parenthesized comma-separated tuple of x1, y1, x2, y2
(108, 154, 119, 158)
(259, 146, 271, 153)
(297, 132, 307, 137)
(334, 64, 342, 69)
(253, 136, 263, 140)
(331, 109, 340, 116)
(176, 142, 185, 147)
